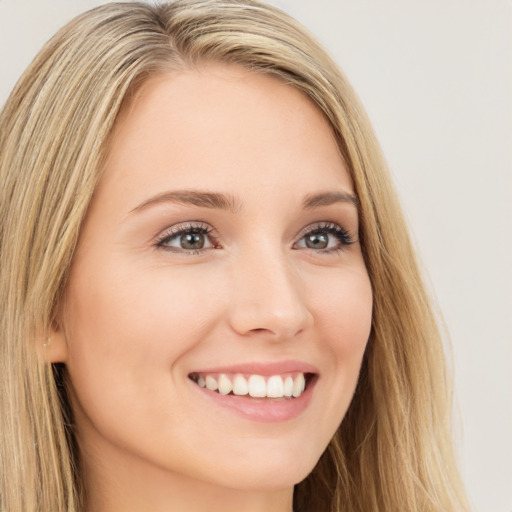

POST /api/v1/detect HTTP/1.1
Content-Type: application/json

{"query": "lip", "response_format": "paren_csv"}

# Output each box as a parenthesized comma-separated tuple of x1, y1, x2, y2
(188, 360, 319, 423)
(189, 360, 319, 377)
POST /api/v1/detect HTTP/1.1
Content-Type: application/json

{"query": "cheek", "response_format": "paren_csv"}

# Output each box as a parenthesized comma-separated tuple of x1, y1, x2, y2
(309, 266, 372, 410)
(313, 266, 373, 354)
(61, 261, 229, 470)
(65, 260, 219, 355)
(62, 261, 223, 414)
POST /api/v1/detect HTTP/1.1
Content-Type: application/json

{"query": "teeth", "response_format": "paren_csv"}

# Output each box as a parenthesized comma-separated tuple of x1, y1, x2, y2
(233, 374, 249, 395)
(266, 375, 284, 398)
(218, 374, 232, 395)
(193, 372, 309, 399)
(248, 375, 267, 397)
(292, 373, 305, 398)
(283, 376, 294, 397)
(205, 375, 218, 391)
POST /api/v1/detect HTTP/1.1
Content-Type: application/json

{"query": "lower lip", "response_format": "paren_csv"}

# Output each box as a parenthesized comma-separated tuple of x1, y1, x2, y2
(191, 378, 317, 423)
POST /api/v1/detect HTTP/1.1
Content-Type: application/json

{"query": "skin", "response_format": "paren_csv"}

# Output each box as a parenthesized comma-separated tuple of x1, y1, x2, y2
(50, 63, 373, 512)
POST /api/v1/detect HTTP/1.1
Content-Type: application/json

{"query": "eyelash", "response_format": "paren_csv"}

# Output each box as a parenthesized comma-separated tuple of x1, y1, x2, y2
(155, 222, 217, 255)
(295, 222, 356, 253)
(155, 221, 356, 255)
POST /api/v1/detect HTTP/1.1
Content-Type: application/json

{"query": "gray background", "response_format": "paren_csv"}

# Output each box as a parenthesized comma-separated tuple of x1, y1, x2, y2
(1, 1, 511, 511)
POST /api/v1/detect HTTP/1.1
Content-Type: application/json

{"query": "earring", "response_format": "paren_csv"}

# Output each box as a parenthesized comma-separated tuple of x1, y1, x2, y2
(43, 337, 50, 349)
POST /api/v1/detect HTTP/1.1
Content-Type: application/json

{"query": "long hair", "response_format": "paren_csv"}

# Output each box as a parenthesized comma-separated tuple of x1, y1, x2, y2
(0, 1, 469, 511)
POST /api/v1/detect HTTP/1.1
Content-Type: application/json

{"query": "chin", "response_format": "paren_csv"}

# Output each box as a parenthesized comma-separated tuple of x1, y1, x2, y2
(206, 446, 322, 492)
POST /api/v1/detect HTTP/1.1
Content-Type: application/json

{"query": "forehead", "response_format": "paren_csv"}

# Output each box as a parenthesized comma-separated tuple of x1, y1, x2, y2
(98, 63, 352, 210)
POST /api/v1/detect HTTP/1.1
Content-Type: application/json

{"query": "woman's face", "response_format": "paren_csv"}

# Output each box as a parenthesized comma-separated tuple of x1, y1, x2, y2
(56, 64, 372, 495)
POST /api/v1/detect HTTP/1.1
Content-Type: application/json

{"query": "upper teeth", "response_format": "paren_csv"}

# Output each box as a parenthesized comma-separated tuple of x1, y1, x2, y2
(193, 373, 306, 399)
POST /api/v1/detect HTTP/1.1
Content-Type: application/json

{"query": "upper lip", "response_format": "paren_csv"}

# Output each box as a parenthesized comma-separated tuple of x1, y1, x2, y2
(189, 360, 319, 376)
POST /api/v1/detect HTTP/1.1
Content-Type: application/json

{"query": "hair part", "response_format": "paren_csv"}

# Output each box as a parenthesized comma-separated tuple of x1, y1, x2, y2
(0, 1, 469, 511)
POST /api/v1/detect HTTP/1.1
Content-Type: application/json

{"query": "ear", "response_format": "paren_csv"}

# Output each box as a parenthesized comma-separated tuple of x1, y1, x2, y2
(41, 322, 69, 363)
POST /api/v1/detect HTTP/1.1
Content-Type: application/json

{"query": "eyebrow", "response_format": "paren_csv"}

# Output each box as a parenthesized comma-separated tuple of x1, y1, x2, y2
(129, 189, 358, 214)
(301, 191, 358, 210)
(130, 190, 241, 214)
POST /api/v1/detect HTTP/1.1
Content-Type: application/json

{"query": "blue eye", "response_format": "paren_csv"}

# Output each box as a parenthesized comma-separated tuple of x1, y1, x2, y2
(157, 223, 215, 252)
(295, 222, 355, 252)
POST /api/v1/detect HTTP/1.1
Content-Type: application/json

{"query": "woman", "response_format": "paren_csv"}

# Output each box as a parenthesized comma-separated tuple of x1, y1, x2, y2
(0, 1, 470, 511)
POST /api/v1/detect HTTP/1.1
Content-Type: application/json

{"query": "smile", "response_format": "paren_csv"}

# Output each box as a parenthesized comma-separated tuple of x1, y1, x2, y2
(189, 372, 310, 399)
(187, 362, 319, 422)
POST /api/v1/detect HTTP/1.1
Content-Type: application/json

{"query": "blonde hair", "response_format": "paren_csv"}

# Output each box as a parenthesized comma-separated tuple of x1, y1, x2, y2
(0, 1, 469, 511)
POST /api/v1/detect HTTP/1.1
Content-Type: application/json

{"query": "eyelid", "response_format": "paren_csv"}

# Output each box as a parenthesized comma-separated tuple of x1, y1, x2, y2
(154, 220, 356, 254)
(293, 221, 356, 251)
(295, 221, 354, 239)
(155, 221, 220, 251)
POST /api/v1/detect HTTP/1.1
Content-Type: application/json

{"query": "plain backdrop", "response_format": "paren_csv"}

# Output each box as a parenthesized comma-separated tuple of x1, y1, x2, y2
(1, 1, 511, 511)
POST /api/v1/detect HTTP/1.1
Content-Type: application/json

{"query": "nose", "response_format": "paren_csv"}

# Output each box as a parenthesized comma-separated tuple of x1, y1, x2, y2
(227, 247, 314, 341)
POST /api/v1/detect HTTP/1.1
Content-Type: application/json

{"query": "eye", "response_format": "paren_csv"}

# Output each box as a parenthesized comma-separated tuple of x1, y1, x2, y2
(156, 223, 217, 253)
(294, 222, 355, 253)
